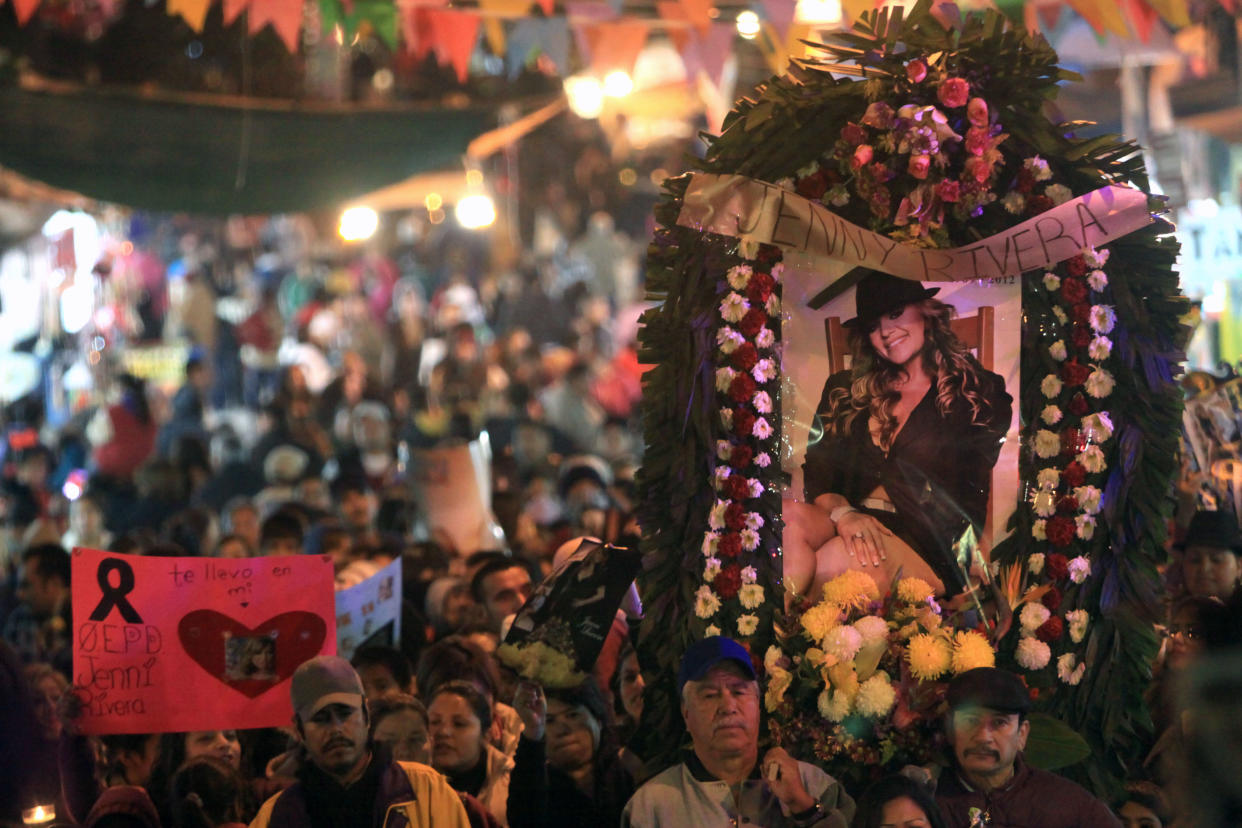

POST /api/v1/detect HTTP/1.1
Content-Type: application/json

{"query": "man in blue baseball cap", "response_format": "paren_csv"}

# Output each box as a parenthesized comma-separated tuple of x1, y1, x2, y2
(622, 636, 854, 827)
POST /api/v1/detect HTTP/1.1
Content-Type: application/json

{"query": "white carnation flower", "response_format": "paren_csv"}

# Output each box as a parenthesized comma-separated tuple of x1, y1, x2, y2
(753, 358, 777, 383)
(1075, 514, 1096, 540)
(853, 615, 890, 645)
(1089, 304, 1117, 334)
(1016, 636, 1052, 670)
(756, 328, 775, 349)
(766, 295, 781, 316)
(1032, 489, 1057, 518)
(747, 478, 765, 498)
(1088, 336, 1113, 361)
(727, 264, 754, 290)
(1041, 405, 1063, 425)
(1041, 374, 1064, 398)
(694, 585, 721, 618)
(1037, 468, 1061, 490)
(1087, 269, 1108, 291)
(702, 532, 720, 556)
(744, 512, 765, 531)
(823, 625, 864, 662)
(1032, 520, 1047, 541)
(739, 238, 760, 260)
(704, 557, 722, 580)
(1025, 156, 1052, 181)
(1077, 445, 1106, 474)
(1083, 246, 1109, 267)
(1028, 552, 1046, 574)
(739, 583, 765, 609)
(720, 293, 750, 323)
(1045, 183, 1073, 205)
(741, 566, 758, 584)
(720, 408, 733, 428)
(715, 366, 737, 392)
(716, 440, 733, 460)
(755, 452, 772, 468)
(1067, 609, 1089, 643)
(709, 501, 728, 530)
(1035, 429, 1062, 458)
(1057, 652, 1078, 683)
(1085, 367, 1116, 399)
(1082, 412, 1114, 443)
(717, 326, 745, 354)
(764, 645, 784, 671)
(754, 391, 773, 414)
(818, 688, 852, 722)
(752, 418, 773, 440)
(740, 528, 761, 551)
(714, 465, 732, 487)
(1068, 556, 1091, 584)
(1043, 272, 1061, 291)
(1049, 340, 1067, 361)
(737, 614, 760, 637)
(1020, 602, 1052, 632)
(1002, 192, 1026, 214)
(1073, 485, 1103, 515)
(855, 673, 897, 718)
(1053, 306, 1068, 324)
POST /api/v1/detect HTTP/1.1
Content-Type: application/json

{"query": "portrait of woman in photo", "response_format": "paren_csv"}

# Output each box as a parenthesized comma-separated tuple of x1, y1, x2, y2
(784, 270, 1012, 600)
(226, 636, 277, 682)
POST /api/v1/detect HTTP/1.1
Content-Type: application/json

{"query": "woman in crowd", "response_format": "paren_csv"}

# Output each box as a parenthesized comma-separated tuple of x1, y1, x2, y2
(509, 677, 635, 828)
(1114, 781, 1173, 828)
(851, 774, 947, 828)
(428, 680, 513, 827)
(146, 730, 250, 825)
(169, 755, 249, 828)
(371, 693, 432, 763)
(784, 270, 1012, 600)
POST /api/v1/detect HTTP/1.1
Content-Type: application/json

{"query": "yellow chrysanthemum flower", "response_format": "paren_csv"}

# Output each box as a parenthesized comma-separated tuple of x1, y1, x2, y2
(951, 630, 996, 673)
(897, 577, 935, 604)
(821, 570, 881, 611)
(906, 632, 952, 681)
(800, 601, 842, 642)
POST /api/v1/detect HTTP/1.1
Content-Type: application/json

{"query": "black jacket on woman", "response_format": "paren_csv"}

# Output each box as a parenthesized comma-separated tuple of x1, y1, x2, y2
(507, 735, 635, 828)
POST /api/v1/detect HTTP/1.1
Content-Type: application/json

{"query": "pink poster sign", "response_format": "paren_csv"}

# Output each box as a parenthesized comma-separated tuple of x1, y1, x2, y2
(71, 547, 336, 734)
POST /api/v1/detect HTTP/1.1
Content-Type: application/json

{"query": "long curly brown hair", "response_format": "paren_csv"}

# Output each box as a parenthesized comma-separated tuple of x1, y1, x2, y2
(823, 298, 997, 453)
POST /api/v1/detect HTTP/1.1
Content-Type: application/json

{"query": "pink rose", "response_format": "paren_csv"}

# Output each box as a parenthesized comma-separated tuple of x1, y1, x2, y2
(935, 179, 960, 202)
(937, 76, 970, 108)
(906, 59, 928, 83)
(964, 156, 991, 184)
(967, 97, 989, 128)
(907, 154, 931, 179)
(965, 126, 990, 156)
(861, 102, 895, 129)
(850, 144, 874, 170)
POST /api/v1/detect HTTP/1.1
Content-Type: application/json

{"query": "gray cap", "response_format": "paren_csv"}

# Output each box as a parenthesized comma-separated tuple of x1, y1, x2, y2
(290, 655, 364, 720)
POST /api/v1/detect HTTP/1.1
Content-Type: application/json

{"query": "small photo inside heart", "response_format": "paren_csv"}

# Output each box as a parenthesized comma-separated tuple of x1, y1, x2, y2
(226, 634, 278, 682)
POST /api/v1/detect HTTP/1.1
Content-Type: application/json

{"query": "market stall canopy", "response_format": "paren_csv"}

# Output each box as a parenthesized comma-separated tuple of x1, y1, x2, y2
(0, 77, 504, 215)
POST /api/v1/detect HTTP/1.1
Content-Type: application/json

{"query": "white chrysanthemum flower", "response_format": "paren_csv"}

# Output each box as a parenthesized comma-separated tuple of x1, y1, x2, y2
(753, 418, 773, 440)
(702, 532, 720, 556)
(1028, 552, 1046, 574)
(709, 501, 729, 530)
(727, 264, 754, 290)
(1041, 405, 1063, 425)
(1032, 520, 1047, 541)
(1084, 246, 1110, 267)
(1075, 514, 1096, 540)
(714, 465, 732, 488)
(747, 478, 765, 498)
(1089, 304, 1117, 334)
(694, 585, 721, 618)
(855, 673, 897, 718)
(818, 688, 852, 722)
(766, 294, 781, 317)
(823, 625, 864, 662)
(795, 161, 820, 178)
(1020, 602, 1052, 632)
(1053, 306, 1068, 324)
(1088, 336, 1113, 361)
(1087, 269, 1108, 292)
(1057, 652, 1077, 683)
(754, 391, 773, 414)
(1067, 609, 1089, 643)
(744, 512, 765, 531)
(1082, 412, 1114, 443)
(1016, 636, 1052, 670)
(853, 615, 890, 646)
(737, 614, 760, 636)
(755, 453, 772, 468)
(716, 440, 733, 460)
(1043, 272, 1061, 291)
(1068, 556, 1091, 584)
(741, 566, 758, 584)
(740, 528, 761, 551)
(1002, 191, 1026, 214)
(1049, 340, 1067, 361)
(704, 557, 722, 580)
(753, 358, 777, 382)
(1037, 468, 1061, 490)
(1085, 367, 1115, 399)
(1025, 156, 1052, 181)
(715, 366, 737, 392)
(716, 327, 745, 354)
(1035, 429, 1062, 458)
(705, 624, 722, 637)
(739, 238, 760, 260)
(764, 645, 784, 671)
(756, 328, 775, 349)
(1077, 445, 1106, 474)
(1045, 183, 1073, 205)
(720, 408, 733, 428)
(739, 583, 765, 609)
(1073, 485, 1103, 515)
(720, 293, 750, 323)
(1032, 489, 1057, 518)
(1041, 374, 1064, 398)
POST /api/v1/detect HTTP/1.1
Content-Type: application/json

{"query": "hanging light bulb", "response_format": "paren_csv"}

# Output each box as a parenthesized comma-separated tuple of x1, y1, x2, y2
(603, 70, 634, 97)
(564, 75, 605, 118)
(736, 10, 761, 39)
(456, 194, 497, 230)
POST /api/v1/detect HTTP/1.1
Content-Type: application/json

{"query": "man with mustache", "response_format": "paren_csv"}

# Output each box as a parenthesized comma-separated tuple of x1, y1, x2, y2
(621, 636, 854, 827)
(935, 667, 1121, 827)
(249, 656, 469, 828)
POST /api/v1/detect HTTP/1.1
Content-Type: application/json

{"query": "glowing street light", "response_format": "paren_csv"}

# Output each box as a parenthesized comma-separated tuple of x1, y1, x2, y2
(455, 194, 496, 230)
(564, 74, 605, 118)
(603, 70, 634, 97)
(339, 206, 379, 242)
(736, 10, 761, 38)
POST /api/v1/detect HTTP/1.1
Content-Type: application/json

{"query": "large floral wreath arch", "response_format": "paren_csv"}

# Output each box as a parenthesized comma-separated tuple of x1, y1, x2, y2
(633, 0, 1186, 797)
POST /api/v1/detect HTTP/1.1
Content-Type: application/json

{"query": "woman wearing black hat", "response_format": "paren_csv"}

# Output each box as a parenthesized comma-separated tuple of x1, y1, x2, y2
(785, 271, 1012, 599)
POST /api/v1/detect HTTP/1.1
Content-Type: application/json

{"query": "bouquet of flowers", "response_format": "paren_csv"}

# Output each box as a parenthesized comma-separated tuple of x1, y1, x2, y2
(768, 571, 997, 791)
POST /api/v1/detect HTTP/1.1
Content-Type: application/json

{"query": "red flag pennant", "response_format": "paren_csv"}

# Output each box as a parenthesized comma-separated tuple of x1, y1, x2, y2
(679, 0, 713, 33)
(1036, 2, 1062, 29)
(657, 1, 690, 51)
(536, 0, 555, 14)
(586, 20, 648, 74)
(429, 9, 481, 83)
(696, 22, 735, 87)
(11, 0, 42, 25)
(248, 0, 304, 51)
(1126, 0, 1157, 43)
(223, 0, 250, 25)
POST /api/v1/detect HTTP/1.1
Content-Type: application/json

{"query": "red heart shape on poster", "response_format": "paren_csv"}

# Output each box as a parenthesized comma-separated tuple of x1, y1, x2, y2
(178, 610, 327, 698)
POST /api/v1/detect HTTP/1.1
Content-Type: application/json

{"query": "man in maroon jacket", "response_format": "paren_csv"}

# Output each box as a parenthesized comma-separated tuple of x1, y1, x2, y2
(935, 667, 1121, 827)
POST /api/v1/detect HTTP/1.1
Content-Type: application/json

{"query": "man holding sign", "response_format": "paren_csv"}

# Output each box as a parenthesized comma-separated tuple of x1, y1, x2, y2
(250, 655, 468, 828)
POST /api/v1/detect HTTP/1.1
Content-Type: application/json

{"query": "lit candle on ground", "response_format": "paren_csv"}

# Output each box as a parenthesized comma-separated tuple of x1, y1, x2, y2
(22, 804, 56, 825)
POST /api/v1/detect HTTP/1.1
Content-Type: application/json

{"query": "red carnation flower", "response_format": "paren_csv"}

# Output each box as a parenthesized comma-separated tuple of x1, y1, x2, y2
(1016, 168, 1036, 194)
(841, 123, 868, 146)
(1056, 495, 1079, 514)
(733, 408, 756, 437)
(718, 533, 742, 558)
(730, 445, 754, 470)
(725, 501, 746, 531)
(729, 373, 757, 403)
(757, 243, 782, 265)
(1068, 393, 1090, 417)
(796, 171, 831, 201)
(726, 475, 751, 501)
(1062, 461, 1087, 488)
(1072, 303, 1091, 324)
(1041, 586, 1062, 612)
(937, 76, 970, 108)
(1060, 428, 1083, 456)
(1046, 519, 1075, 548)
(1061, 360, 1090, 387)
(732, 343, 759, 372)
(1025, 194, 1054, 216)
(739, 308, 768, 339)
(1060, 278, 1088, 305)
(1046, 552, 1071, 578)
(1066, 255, 1088, 277)
(1071, 324, 1092, 349)
(935, 179, 960, 203)
(714, 564, 743, 599)
(1036, 615, 1064, 643)
(747, 271, 776, 305)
